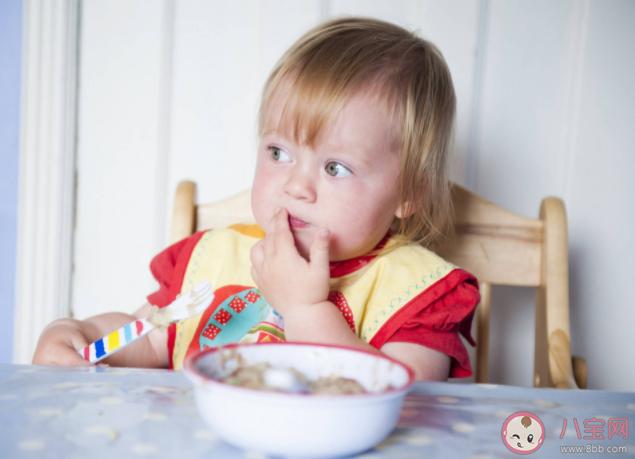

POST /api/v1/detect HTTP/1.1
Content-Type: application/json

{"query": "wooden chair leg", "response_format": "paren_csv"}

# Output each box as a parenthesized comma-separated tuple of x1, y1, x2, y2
(572, 356, 587, 389)
(475, 282, 491, 384)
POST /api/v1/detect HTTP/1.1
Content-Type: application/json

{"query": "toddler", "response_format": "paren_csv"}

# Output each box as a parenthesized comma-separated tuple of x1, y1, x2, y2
(33, 17, 480, 381)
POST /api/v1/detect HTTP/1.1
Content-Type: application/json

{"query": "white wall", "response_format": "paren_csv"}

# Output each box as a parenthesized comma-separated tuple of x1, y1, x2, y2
(68, 0, 634, 391)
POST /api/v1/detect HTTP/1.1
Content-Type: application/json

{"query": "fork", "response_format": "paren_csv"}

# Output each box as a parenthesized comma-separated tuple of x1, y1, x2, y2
(77, 280, 214, 363)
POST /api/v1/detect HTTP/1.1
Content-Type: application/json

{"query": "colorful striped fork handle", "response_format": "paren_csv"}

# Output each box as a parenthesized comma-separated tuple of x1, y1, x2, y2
(77, 280, 214, 364)
(78, 318, 154, 363)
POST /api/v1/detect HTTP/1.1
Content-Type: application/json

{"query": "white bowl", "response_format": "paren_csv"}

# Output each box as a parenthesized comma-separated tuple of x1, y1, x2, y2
(183, 342, 415, 458)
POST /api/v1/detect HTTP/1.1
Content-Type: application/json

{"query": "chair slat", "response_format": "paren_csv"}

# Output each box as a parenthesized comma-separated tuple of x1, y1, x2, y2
(436, 185, 543, 287)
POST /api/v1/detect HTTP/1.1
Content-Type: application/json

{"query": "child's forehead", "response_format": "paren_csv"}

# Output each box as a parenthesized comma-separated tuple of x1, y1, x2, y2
(262, 82, 400, 151)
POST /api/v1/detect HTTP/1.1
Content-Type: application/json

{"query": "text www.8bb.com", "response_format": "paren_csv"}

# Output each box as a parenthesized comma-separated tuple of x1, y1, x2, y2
(560, 444, 627, 453)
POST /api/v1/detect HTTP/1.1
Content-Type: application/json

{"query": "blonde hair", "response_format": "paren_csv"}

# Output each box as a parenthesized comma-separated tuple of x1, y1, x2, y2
(258, 17, 456, 251)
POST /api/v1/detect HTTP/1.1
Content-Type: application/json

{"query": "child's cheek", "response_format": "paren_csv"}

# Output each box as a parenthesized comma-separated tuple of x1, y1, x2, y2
(251, 196, 270, 232)
(252, 168, 276, 227)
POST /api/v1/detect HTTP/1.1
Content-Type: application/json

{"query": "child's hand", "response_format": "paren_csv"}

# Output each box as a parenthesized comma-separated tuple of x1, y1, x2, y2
(32, 319, 94, 367)
(250, 208, 331, 319)
(33, 309, 169, 368)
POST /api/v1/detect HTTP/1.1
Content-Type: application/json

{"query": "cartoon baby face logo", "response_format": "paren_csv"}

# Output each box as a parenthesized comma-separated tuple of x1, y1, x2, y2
(502, 412, 545, 454)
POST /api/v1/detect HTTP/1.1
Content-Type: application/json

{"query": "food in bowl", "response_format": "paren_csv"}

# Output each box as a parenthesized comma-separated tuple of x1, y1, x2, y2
(220, 360, 368, 394)
(184, 342, 414, 458)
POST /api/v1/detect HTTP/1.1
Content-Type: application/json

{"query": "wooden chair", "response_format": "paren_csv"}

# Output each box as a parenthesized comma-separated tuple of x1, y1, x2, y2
(170, 180, 587, 389)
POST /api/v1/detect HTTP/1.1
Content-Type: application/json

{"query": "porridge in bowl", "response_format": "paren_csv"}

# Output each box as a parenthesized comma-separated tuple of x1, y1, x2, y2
(220, 360, 370, 394)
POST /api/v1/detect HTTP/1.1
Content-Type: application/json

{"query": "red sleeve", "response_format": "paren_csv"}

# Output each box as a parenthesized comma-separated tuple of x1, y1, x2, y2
(146, 231, 206, 369)
(146, 231, 206, 307)
(369, 269, 480, 378)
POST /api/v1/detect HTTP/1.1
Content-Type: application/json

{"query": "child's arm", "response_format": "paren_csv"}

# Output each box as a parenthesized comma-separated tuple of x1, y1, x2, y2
(281, 300, 450, 381)
(251, 209, 451, 381)
(32, 303, 169, 368)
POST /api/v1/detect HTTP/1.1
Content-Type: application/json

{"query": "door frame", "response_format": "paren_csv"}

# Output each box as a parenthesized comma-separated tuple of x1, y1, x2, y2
(14, 0, 79, 363)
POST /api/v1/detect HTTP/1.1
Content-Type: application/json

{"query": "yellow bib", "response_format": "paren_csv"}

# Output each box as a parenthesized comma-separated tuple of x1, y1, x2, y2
(171, 225, 455, 370)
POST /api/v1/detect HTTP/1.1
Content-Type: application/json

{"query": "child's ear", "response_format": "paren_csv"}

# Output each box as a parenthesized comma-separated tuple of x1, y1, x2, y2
(395, 201, 415, 219)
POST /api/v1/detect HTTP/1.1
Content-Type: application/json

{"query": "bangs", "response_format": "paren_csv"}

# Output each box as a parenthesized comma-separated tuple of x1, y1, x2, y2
(280, 72, 353, 147)
(263, 70, 398, 148)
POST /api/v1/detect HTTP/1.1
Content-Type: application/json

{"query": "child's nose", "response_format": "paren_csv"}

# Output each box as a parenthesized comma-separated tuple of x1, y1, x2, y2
(283, 166, 317, 202)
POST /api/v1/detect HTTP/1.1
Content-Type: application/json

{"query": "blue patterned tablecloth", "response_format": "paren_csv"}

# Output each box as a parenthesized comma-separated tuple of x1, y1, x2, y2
(0, 364, 633, 458)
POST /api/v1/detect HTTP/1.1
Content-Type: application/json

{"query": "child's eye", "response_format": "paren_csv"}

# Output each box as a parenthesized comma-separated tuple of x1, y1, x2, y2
(269, 147, 291, 162)
(325, 161, 351, 178)
(512, 434, 520, 439)
(527, 434, 533, 443)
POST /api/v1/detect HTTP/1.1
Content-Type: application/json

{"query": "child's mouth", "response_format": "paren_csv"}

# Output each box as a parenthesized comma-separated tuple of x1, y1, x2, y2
(288, 213, 310, 229)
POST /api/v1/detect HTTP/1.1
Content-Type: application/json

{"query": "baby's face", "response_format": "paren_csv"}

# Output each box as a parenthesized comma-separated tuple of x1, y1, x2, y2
(503, 415, 544, 453)
(252, 87, 402, 262)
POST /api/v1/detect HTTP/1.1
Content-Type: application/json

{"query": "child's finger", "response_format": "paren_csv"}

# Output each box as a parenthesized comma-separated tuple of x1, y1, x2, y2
(274, 208, 296, 253)
(309, 228, 330, 269)
(264, 208, 282, 257)
(56, 347, 94, 367)
(267, 207, 281, 233)
(66, 336, 98, 367)
(263, 232, 276, 260)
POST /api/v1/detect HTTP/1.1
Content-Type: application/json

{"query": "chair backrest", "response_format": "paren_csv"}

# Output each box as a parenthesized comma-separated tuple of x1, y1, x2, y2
(436, 186, 543, 286)
(170, 180, 583, 389)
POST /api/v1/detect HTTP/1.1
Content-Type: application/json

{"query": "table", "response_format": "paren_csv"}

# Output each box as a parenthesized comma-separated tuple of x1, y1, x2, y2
(1, 364, 633, 458)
